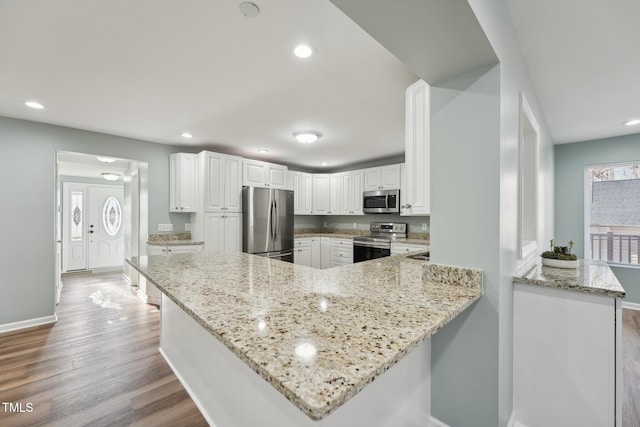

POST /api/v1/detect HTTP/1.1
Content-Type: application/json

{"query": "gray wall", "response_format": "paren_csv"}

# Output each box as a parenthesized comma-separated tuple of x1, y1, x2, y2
(555, 133, 640, 304)
(0, 116, 196, 325)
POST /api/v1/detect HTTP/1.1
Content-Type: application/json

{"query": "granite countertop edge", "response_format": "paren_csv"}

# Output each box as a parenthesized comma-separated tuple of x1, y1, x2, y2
(147, 240, 204, 246)
(126, 252, 480, 420)
(513, 258, 625, 298)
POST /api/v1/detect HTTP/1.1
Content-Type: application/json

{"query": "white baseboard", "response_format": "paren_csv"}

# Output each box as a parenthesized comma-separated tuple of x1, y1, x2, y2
(622, 301, 640, 311)
(429, 416, 451, 427)
(159, 347, 217, 427)
(0, 314, 58, 334)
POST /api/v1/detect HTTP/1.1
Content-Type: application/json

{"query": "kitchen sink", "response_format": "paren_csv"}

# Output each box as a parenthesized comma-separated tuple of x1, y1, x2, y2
(407, 252, 430, 261)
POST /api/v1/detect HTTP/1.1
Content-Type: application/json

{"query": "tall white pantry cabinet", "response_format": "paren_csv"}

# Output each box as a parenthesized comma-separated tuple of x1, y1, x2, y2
(190, 151, 243, 251)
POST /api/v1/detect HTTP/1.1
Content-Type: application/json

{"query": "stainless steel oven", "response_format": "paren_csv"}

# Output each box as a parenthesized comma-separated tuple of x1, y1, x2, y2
(353, 222, 407, 263)
(362, 189, 400, 214)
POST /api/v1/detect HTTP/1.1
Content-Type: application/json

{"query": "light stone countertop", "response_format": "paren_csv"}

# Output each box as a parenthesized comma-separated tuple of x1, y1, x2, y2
(147, 240, 204, 247)
(294, 229, 430, 245)
(514, 258, 625, 297)
(127, 251, 481, 420)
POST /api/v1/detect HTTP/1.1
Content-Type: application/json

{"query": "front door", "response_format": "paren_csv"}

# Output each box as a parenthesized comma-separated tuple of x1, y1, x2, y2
(63, 183, 124, 271)
(87, 186, 124, 269)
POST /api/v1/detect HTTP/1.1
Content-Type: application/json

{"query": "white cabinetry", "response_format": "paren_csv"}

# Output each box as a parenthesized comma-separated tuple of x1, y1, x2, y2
(294, 238, 312, 267)
(143, 243, 203, 304)
(330, 238, 353, 267)
(203, 213, 241, 252)
(328, 173, 341, 215)
(243, 159, 287, 189)
(401, 79, 430, 216)
(312, 174, 331, 215)
(320, 237, 331, 269)
(289, 171, 313, 215)
(170, 153, 197, 212)
(391, 242, 429, 255)
(513, 282, 621, 427)
(364, 164, 401, 191)
(200, 151, 242, 213)
(339, 170, 364, 215)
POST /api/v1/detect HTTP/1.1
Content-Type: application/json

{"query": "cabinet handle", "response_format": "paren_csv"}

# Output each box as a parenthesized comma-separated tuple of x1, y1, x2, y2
(402, 204, 412, 209)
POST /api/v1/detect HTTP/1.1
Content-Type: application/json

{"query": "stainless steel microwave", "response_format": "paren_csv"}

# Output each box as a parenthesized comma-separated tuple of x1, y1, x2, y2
(362, 189, 400, 214)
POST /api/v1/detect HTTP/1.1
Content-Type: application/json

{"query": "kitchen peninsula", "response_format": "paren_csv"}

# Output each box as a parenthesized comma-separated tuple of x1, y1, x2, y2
(128, 251, 482, 426)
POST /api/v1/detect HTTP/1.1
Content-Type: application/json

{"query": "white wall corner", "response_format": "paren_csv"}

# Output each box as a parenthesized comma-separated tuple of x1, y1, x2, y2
(429, 416, 451, 427)
(0, 314, 57, 334)
(507, 410, 529, 427)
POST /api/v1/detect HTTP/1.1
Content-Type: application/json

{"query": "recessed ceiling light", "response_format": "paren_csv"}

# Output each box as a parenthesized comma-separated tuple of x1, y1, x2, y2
(624, 119, 640, 126)
(239, 2, 260, 18)
(257, 149, 269, 153)
(101, 172, 120, 181)
(294, 131, 321, 144)
(321, 162, 328, 166)
(97, 156, 117, 164)
(181, 132, 193, 139)
(293, 44, 314, 59)
(24, 100, 45, 110)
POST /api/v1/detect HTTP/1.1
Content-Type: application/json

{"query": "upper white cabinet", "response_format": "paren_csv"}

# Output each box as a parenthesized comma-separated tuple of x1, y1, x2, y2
(328, 173, 341, 215)
(312, 174, 331, 214)
(364, 164, 401, 191)
(401, 79, 430, 216)
(339, 170, 364, 215)
(243, 159, 287, 189)
(170, 153, 197, 212)
(289, 171, 313, 215)
(200, 151, 242, 213)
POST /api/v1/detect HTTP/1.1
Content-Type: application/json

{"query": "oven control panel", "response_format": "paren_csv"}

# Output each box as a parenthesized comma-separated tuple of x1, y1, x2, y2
(370, 222, 407, 233)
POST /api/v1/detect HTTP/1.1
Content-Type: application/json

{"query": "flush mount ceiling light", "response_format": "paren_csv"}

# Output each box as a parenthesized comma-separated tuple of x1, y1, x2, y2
(320, 162, 328, 166)
(293, 44, 314, 59)
(624, 119, 640, 126)
(101, 172, 120, 181)
(257, 149, 269, 153)
(294, 131, 321, 144)
(239, 2, 260, 18)
(180, 132, 193, 139)
(96, 156, 117, 164)
(24, 100, 45, 110)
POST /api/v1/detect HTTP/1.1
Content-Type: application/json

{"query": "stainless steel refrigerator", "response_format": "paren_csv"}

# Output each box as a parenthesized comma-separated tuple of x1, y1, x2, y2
(242, 186, 294, 262)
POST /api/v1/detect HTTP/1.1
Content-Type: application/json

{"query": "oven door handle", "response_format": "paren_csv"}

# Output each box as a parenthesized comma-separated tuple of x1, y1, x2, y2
(354, 241, 390, 249)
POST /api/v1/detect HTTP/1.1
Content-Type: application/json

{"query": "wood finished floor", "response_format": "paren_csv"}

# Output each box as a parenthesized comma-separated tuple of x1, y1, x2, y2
(0, 271, 208, 427)
(1, 273, 640, 427)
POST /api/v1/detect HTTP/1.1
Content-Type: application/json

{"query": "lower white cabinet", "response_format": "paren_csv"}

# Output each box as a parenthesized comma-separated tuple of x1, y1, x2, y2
(294, 238, 312, 267)
(330, 238, 353, 267)
(320, 237, 331, 269)
(143, 243, 203, 304)
(390, 242, 429, 255)
(294, 237, 353, 269)
(203, 213, 241, 252)
(513, 282, 621, 427)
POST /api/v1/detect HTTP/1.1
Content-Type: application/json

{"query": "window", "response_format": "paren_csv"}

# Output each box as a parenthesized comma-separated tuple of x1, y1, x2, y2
(71, 191, 83, 241)
(517, 93, 540, 260)
(103, 197, 122, 236)
(586, 162, 640, 265)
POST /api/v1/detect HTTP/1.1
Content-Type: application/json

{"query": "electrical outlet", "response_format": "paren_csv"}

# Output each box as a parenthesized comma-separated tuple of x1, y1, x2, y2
(421, 223, 428, 232)
(185, 223, 191, 232)
(158, 223, 173, 232)
(353, 222, 357, 229)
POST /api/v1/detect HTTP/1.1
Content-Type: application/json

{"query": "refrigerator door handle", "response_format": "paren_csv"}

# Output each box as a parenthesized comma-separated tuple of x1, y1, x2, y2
(270, 199, 276, 241)
(273, 198, 278, 242)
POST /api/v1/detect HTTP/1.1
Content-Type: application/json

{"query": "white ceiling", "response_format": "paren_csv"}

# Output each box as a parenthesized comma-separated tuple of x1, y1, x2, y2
(2, 1, 638, 174)
(0, 0, 418, 171)
(507, 0, 640, 143)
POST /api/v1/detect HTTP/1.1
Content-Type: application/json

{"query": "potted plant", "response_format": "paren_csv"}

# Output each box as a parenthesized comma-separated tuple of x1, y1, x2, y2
(541, 239, 579, 268)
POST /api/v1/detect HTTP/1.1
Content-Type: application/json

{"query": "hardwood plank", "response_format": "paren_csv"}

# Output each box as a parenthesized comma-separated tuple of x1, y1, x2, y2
(0, 272, 207, 426)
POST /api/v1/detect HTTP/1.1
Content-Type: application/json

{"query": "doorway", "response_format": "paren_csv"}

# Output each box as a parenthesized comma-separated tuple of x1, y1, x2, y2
(55, 151, 149, 305)
(62, 182, 124, 271)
